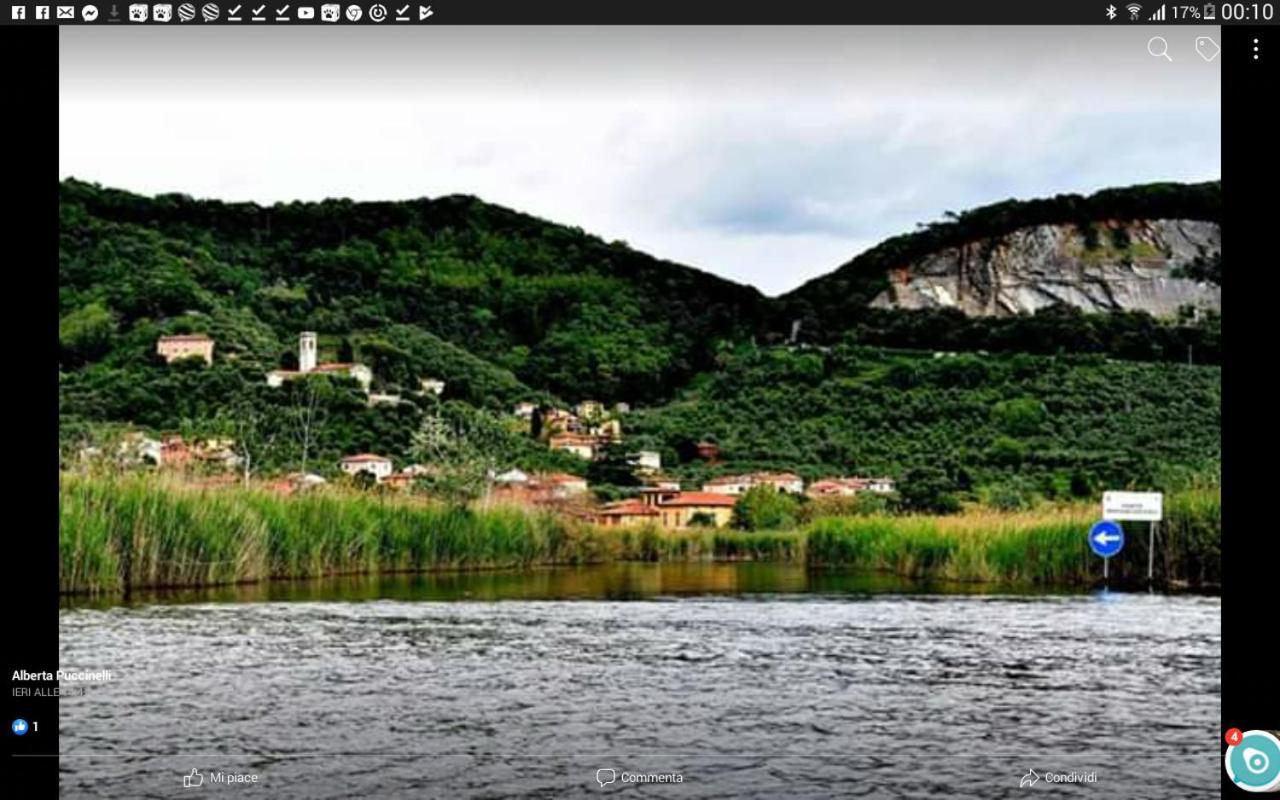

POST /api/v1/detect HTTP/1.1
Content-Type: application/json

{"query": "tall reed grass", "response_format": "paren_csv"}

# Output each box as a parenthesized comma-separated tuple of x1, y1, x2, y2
(59, 475, 1221, 593)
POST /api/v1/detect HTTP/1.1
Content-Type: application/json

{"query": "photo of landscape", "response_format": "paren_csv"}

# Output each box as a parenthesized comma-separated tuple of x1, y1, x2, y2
(56, 26, 1223, 798)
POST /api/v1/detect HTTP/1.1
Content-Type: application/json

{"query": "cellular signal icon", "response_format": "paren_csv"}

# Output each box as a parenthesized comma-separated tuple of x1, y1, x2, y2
(1126, 3, 1143, 19)
(1149, 4, 1167, 19)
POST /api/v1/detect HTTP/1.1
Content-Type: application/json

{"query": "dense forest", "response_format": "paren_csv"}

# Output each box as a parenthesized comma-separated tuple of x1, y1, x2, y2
(622, 343, 1220, 509)
(58, 179, 1222, 501)
(60, 179, 766, 404)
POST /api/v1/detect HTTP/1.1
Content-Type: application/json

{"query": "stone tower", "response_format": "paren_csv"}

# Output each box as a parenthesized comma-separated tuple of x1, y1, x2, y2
(299, 331, 318, 373)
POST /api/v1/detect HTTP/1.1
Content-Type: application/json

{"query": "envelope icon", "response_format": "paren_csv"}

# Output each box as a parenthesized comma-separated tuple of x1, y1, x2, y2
(57, 4, 74, 16)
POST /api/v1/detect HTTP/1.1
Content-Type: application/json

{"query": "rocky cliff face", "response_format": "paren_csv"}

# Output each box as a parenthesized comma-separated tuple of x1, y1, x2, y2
(869, 219, 1220, 318)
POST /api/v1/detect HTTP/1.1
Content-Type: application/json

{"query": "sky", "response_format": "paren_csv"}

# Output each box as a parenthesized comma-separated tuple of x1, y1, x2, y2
(59, 26, 1221, 296)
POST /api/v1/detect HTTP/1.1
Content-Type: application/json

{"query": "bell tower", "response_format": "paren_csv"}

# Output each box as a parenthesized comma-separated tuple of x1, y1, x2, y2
(299, 331, 317, 373)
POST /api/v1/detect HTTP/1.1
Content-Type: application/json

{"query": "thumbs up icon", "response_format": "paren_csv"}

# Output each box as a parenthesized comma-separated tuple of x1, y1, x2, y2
(182, 768, 204, 788)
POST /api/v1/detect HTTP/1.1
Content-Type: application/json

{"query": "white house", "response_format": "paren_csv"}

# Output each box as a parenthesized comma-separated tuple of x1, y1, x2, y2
(267, 332, 373, 392)
(513, 402, 538, 419)
(702, 472, 804, 495)
(574, 400, 605, 419)
(367, 393, 402, 407)
(494, 468, 531, 485)
(339, 454, 394, 482)
(418, 378, 446, 396)
(548, 433, 596, 460)
(702, 474, 754, 495)
(866, 477, 897, 494)
(629, 450, 662, 473)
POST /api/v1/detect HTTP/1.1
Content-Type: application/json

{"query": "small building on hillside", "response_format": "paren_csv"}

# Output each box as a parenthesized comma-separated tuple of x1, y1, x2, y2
(543, 408, 582, 433)
(538, 472, 589, 499)
(267, 332, 373, 391)
(694, 441, 722, 462)
(703, 471, 804, 495)
(160, 435, 193, 469)
(494, 468, 531, 485)
(807, 478, 867, 498)
(702, 474, 754, 496)
(629, 450, 662, 473)
(549, 432, 597, 460)
(513, 402, 538, 419)
(754, 472, 805, 494)
(118, 432, 163, 467)
(574, 400, 605, 419)
(269, 472, 328, 496)
(156, 334, 214, 366)
(383, 472, 415, 491)
(655, 492, 736, 529)
(865, 477, 896, 494)
(592, 419, 623, 442)
(339, 453, 394, 482)
(595, 499, 660, 527)
(367, 393, 402, 407)
(418, 378, 446, 396)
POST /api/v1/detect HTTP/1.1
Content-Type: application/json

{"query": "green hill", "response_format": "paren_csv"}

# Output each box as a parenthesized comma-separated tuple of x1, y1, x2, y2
(59, 178, 767, 404)
(624, 344, 1220, 505)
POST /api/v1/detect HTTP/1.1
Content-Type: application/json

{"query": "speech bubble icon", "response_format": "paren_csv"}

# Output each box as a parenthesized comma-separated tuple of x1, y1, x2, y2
(596, 768, 616, 787)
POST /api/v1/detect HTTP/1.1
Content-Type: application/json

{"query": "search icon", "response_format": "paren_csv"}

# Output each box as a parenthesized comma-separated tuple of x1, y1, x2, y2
(1148, 36, 1173, 61)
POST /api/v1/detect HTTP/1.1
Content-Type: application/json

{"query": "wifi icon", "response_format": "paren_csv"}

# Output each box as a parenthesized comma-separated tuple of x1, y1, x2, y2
(1126, 3, 1143, 19)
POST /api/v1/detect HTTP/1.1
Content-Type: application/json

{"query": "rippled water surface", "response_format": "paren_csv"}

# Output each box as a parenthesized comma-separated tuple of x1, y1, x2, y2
(59, 565, 1221, 798)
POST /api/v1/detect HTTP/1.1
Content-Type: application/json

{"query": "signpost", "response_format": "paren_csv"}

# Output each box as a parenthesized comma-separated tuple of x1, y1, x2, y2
(1099, 491, 1164, 584)
(1088, 519, 1125, 580)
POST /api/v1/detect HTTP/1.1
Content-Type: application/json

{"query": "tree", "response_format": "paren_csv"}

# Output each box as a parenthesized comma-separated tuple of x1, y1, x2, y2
(587, 442, 640, 488)
(285, 379, 329, 474)
(409, 404, 509, 504)
(60, 302, 118, 366)
(898, 467, 962, 514)
(731, 486, 800, 531)
(217, 401, 280, 486)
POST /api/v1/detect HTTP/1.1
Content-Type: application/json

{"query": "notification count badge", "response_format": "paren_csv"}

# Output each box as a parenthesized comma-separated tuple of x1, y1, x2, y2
(1226, 730, 1280, 793)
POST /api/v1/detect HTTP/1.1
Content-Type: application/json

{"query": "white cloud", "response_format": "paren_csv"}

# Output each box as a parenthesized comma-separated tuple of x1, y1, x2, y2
(60, 26, 1221, 296)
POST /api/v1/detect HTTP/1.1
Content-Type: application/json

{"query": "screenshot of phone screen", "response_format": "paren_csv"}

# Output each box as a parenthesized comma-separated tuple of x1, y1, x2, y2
(3, 3, 1276, 799)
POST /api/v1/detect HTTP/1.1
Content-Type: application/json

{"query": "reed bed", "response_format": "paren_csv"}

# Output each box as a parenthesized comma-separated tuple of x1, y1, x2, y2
(59, 474, 1221, 594)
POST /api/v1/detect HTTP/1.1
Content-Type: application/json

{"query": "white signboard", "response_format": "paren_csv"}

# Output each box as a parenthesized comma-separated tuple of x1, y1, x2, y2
(1102, 491, 1163, 522)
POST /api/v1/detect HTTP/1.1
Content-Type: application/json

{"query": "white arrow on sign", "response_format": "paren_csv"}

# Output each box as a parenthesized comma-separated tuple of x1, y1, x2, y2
(1093, 531, 1122, 546)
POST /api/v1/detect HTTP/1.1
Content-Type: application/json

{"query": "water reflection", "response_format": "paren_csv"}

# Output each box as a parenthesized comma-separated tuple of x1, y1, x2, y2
(62, 562, 1092, 609)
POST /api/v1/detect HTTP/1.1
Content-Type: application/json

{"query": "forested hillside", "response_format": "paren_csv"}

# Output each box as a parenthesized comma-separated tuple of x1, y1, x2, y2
(58, 179, 1222, 499)
(59, 179, 766, 404)
(624, 344, 1220, 508)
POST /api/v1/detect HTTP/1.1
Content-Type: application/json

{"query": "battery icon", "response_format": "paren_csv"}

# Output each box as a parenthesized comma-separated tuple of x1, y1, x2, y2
(1204, 3, 1216, 18)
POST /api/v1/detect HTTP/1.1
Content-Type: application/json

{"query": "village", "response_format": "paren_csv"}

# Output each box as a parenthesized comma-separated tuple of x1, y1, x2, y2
(94, 331, 900, 530)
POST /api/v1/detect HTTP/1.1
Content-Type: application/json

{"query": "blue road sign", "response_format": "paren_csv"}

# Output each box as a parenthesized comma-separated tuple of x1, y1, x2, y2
(1088, 520, 1125, 558)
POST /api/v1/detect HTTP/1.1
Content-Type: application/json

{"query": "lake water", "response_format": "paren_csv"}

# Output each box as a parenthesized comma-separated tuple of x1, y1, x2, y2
(58, 564, 1221, 798)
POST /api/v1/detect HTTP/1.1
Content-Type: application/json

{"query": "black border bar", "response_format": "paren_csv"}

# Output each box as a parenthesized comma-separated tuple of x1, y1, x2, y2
(3, 0, 1279, 26)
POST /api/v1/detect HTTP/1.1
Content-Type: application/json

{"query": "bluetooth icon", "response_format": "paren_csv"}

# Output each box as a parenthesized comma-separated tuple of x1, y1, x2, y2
(1106, 4, 1117, 19)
